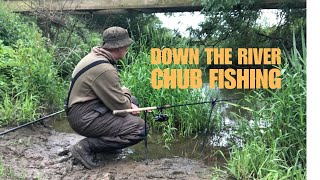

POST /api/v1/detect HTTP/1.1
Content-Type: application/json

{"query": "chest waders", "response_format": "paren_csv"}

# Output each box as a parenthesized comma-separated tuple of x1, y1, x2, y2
(65, 60, 110, 114)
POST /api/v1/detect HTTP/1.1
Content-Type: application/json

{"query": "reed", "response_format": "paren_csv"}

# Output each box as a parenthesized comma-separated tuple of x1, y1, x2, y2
(119, 25, 214, 142)
(222, 31, 306, 179)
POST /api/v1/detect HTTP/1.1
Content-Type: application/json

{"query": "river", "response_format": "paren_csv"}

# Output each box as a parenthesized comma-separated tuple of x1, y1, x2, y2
(49, 88, 253, 166)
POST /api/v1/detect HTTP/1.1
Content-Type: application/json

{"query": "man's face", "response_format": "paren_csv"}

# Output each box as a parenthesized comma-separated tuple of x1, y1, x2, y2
(118, 46, 129, 59)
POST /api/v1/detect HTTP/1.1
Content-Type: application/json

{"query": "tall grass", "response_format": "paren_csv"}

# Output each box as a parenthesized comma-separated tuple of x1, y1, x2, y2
(120, 25, 214, 141)
(0, 93, 39, 125)
(221, 32, 306, 179)
(0, 1, 66, 126)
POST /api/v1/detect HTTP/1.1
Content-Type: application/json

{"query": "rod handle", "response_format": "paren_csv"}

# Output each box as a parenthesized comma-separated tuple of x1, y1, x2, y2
(113, 106, 158, 115)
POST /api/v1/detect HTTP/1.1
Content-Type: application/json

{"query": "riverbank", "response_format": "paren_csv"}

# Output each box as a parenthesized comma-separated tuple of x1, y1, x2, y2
(0, 125, 216, 180)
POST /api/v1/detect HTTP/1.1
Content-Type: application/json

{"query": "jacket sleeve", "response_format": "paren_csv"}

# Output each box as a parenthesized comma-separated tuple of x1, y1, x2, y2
(92, 68, 132, 116)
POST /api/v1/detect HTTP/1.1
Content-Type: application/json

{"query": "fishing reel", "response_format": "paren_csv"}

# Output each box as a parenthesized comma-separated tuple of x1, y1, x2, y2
(154, 113, 169, 122)
(154, 109, 169, 122)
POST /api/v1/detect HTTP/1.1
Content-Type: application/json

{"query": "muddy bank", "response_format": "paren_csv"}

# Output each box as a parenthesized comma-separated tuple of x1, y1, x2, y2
(0, 125, 217, 180)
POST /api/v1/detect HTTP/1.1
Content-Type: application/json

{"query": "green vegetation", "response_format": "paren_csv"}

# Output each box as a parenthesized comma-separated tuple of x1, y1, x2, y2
(0, 0, 306, 179)
(192, 0, 306, 68)
(119, 25, 215, 145)
(213, 33, 306, 179)
(0, 2, 66, 126)
(0, 0, 212, 139)
(191, 1, 306, 178)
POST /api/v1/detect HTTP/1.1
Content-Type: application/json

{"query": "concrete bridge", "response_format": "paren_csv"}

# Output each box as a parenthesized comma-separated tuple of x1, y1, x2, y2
(4, 0, 306, 14)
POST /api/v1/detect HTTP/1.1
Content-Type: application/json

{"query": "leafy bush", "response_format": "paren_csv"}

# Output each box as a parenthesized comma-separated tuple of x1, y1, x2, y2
(48, 16, 101, 78)
(0, 1, 66, 126)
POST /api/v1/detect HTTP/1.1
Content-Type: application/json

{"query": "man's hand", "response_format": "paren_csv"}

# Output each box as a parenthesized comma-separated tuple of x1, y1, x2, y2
(130, 103, 140, 115)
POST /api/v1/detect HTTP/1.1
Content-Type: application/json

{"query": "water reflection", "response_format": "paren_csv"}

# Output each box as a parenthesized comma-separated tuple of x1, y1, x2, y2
(49, 88, 253, 166)
(50, 117, 229, 165)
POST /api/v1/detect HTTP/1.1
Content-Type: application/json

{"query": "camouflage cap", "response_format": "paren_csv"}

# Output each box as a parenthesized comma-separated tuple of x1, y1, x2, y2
(102, 26, 133, 49)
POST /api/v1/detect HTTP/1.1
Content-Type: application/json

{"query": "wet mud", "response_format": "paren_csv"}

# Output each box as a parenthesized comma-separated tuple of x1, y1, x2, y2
(0, 125, 215, 180)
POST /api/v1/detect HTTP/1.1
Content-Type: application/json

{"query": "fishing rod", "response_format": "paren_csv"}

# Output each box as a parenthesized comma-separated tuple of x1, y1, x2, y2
(0, 98, 239, 137)
(113, 98, 241, 164)
(113, 98, 241, 115)
(0, 109, 65, 136)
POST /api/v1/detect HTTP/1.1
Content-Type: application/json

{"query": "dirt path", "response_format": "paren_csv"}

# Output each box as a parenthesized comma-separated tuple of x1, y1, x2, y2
(0, 125, 214, 180)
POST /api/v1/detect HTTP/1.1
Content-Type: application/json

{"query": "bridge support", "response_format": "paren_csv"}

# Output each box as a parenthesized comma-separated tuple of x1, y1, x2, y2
(4, 0, 306, 13)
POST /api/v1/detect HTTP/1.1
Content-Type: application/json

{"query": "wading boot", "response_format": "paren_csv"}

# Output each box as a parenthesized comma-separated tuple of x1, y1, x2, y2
(71, 139, 104, 169)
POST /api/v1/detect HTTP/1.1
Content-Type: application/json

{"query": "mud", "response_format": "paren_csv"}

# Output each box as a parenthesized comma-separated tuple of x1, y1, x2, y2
(0, 125, 216, 180)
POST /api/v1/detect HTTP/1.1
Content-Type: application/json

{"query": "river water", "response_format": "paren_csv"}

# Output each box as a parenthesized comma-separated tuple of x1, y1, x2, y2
(50, 89, 252, 166)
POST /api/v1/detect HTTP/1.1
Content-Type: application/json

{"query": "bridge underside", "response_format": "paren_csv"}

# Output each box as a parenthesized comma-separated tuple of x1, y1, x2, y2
(5, 0, 306, 14)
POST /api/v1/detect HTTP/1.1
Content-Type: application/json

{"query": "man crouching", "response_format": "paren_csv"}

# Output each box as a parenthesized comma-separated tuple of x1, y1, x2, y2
(65, 26, 147, 169)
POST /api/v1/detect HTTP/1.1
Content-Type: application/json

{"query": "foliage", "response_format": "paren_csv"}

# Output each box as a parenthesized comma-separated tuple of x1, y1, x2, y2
(192, 0, 306, 62)
(224, 140, 305, 179)
(78, 13, 172, 39)
(0, 1, 66, 126)
(29, 13, 102, 78)
(0, 1, 307, 178)
(76, 13, 187, 59)
(49, 18, 101, 78)
(221, 31, 306, 179)
(0, 0, 215, 144)
(34, 12, 183, 79)
(119, 27, 213, 139)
